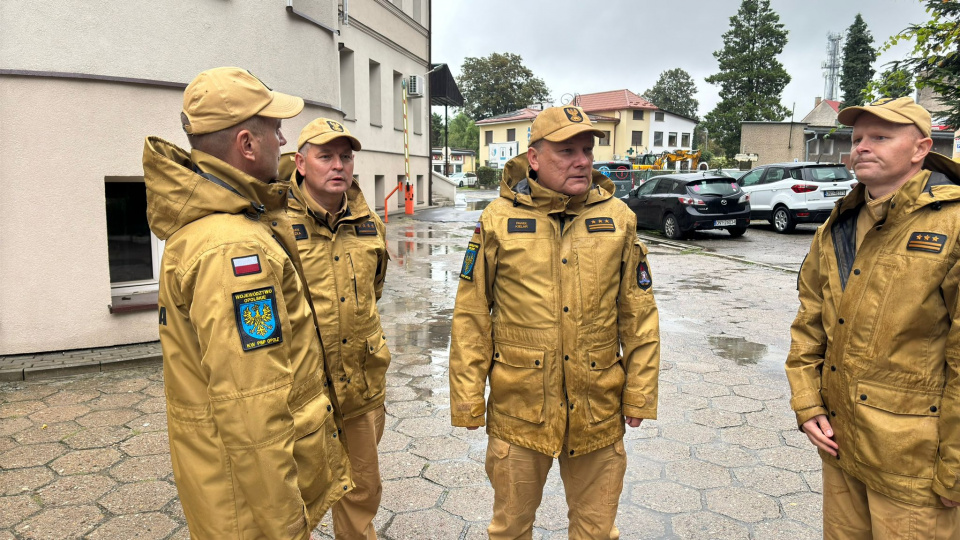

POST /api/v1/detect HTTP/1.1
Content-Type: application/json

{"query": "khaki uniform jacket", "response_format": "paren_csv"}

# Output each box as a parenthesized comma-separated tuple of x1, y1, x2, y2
(449, 155, 660, 458)
(786, 152, 960, 507)
(282, 160, 391, 420)
(144, 137, 351, 539)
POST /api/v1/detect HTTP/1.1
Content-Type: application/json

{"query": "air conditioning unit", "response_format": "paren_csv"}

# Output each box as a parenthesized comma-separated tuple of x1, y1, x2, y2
(408, 74, 424, 97)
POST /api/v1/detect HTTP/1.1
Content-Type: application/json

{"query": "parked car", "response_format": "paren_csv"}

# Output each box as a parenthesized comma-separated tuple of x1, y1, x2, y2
(737, 162, 857, 233)
(622, 173, 751, 239)
(450, 171, 478, 187)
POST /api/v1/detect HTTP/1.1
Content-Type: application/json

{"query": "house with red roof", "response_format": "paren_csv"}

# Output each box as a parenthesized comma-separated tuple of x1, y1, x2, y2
(475, 89, 699, 168)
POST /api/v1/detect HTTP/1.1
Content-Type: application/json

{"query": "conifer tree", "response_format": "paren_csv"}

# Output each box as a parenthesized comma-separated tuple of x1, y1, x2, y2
(703, 0, 791, 157)
(839, 14, 876, 109)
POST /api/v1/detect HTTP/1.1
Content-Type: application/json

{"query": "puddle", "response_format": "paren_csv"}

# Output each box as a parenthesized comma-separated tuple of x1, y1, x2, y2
(465, 200, 492, 211)
(708, 335, 767, 365)
(677, 278, 724, 293)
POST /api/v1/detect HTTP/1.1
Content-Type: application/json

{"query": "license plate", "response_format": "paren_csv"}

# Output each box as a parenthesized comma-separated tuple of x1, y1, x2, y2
(714, 219, 736, 227)
(823, 189, 845, 197)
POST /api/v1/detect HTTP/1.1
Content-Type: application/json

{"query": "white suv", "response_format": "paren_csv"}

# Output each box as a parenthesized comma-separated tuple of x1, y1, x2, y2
(737, 163, 857, 233)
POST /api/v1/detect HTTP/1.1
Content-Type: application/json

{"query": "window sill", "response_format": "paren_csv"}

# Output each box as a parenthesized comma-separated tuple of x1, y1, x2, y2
(371, 123, 383, 128)
(109, 290, 158, 314)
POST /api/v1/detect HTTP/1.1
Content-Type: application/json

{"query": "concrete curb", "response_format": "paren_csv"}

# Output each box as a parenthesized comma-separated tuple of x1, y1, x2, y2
(0, 350, 162, 382)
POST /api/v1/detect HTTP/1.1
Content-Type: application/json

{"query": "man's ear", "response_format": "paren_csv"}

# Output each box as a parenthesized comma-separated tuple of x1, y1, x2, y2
(294, 152, 306, 176)
(236, 128, 259, 164)
(527, 146, 540, 172)
(911, 137, 934, 165)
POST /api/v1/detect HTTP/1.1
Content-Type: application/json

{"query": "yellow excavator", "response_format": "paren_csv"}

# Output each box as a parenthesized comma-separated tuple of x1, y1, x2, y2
(634, 149, 701, 170)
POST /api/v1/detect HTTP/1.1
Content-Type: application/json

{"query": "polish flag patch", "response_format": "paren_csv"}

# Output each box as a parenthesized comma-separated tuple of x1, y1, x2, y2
(232, 255, 262, 276)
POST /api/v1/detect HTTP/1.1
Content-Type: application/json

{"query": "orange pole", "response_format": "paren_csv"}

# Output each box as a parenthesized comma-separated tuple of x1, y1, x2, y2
(383, 182, 402, 223)
(402, 79, 414, 214)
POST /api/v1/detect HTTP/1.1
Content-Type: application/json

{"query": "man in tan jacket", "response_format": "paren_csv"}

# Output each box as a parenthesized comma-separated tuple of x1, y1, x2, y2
(786, 97, 960, 538)
(144, 68, 351, 539)
(284, 118, 390, 539)
(449, 106, 661, 539)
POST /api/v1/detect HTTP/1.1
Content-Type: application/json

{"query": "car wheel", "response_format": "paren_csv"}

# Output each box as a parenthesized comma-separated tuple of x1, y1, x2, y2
(458, 180, 464, 187)
(728, 226, 747, 237)
(662, 214, 683, 239)
(772, 206, 796, 233)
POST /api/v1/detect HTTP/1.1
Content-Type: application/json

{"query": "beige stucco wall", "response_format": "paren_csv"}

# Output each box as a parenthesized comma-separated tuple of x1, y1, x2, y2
(339, 0, 431, 211)
(0, 0, 340, 105)
(0, 0, 351, 355)
(740, 123, 807, 165)
(0, 77, 340, 355)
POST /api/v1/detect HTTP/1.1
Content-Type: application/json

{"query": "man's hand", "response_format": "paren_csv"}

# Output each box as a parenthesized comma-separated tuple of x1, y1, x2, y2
(625, 416, 643, 428)
(801, 415, 839, 457)
(942, 497, 960, 508)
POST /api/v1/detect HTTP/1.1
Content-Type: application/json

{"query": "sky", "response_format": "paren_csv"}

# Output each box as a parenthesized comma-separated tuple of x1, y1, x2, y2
(430, 0, 931, 120)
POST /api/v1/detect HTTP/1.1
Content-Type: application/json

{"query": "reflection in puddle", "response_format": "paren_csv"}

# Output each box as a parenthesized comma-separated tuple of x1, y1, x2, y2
(465, 200, 492, 211)
(708, 335, 767, 365)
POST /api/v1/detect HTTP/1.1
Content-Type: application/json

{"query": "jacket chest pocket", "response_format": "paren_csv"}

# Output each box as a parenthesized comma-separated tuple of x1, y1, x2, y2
(853, 380, 941, 479)
(586, 341, 625, 423)
(846, 260, 897, 356)
(344, 245, 378, 315)
(573, 235, 623, 325)
(489, 341, 546, 425)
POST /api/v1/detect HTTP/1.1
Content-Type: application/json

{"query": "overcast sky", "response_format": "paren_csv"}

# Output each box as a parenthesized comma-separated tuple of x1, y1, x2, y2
(431, 0, 930, 119)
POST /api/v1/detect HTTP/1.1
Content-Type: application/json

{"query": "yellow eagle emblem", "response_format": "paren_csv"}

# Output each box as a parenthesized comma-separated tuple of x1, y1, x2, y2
(564, 107, 584, 123)
(242, 303, 274, 338)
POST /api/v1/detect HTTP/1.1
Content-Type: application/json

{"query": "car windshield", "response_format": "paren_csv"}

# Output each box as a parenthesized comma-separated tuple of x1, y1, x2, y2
(687, 179, 740, 196)
(807, 166, 852, 182)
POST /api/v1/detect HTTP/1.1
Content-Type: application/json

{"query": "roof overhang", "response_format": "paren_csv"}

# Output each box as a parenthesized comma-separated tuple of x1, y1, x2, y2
(429, 63, 463, 108)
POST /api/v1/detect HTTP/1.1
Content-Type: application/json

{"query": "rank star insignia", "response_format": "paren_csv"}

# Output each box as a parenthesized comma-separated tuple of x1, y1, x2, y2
(586, 217, 616, 233)
(906, 231, 947, 254)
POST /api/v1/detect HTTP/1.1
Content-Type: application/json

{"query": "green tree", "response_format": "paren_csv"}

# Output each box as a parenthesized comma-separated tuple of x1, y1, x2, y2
(458, 53, 551, 120)
(880, 0, 960, 128)
(862, 66, 915, 103)
(642, 68, 700, 120)
(446, 112, 480, 155)
(430, 112, 443, 148)
(839, 13, 876, 108)
(702, 0, 791, 157)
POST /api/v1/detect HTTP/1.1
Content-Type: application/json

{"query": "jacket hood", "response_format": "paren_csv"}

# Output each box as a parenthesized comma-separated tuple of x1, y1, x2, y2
(282, 152, 374, 226)
(143, 137, 286, 240)
(499, 154, 615, 213)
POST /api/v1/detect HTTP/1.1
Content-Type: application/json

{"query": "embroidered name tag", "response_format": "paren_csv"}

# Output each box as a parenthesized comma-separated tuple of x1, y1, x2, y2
(292, 224, 308, 240)
(232, 287, 283, 351)
(906, 232, 946, 253)
(507, 218, 536, 233)
(356, 222, 378, 236)
(586, 217, 616, 233)
(460, 242, 480, 281)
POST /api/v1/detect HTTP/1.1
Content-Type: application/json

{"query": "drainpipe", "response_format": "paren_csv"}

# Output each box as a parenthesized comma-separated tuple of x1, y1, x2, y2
(804, 131, 817, 162)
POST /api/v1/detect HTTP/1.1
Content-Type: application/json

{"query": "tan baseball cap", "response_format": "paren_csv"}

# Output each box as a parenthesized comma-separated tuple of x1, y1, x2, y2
(837, 97, 932, 138)
(181, 67, 304, 135)
(530, 106, 605, 144)
(297, 118, 362, 151)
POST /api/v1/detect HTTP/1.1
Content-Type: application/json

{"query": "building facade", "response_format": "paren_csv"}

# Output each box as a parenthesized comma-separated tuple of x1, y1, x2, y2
(0, 0, 432, 355)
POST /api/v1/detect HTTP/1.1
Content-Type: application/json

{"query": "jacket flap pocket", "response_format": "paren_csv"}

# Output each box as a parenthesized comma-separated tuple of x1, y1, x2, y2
(494, 342, 545, 369)
(856, 380, 941, 416)
(588, 342, 621, 370)
(366, 330, 385, 355)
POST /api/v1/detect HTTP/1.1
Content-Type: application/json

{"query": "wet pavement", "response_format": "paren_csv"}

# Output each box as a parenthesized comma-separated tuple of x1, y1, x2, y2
(0, 189, 824, 539)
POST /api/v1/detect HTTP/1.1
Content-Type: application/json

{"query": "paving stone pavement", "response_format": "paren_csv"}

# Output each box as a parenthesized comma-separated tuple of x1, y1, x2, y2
(0, 214, 823, 539)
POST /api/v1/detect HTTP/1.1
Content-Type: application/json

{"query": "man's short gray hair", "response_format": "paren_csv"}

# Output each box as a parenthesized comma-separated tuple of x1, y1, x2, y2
(186, 115, 272, 157)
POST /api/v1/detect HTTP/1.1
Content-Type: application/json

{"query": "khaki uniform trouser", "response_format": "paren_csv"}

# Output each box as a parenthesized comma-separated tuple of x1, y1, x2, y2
(332, 406, 386, 540)
(823, 460, 960, 540)
(485, 436, 627, 540)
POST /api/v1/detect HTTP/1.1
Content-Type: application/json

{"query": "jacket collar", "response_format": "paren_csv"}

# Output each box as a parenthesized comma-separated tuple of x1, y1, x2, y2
(499, 154, 614, 215)
(833, 152, 960, 225)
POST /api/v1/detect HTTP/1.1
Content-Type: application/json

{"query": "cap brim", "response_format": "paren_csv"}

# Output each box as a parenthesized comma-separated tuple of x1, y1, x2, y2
(837, 106, 913, 128)
(258, 91, 305, 120)
(542, 123, 606, 143)
(304, 133, 362, 152)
